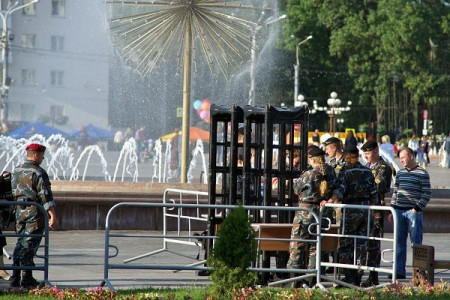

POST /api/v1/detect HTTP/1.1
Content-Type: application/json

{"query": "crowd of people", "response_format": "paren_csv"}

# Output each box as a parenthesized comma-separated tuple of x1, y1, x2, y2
(313, 128, 442, 170)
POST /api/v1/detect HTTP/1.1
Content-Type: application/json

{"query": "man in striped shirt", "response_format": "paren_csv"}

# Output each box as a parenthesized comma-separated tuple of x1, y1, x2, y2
(390, 147, 431, 280)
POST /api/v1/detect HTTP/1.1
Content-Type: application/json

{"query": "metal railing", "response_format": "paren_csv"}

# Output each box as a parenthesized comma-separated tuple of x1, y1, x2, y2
(100, 194, 398, 291)
(100, 201, 322, 291)
(0, 200, 51, 287)
(318, 203, 398, 289)
(124, 188, 208, 264)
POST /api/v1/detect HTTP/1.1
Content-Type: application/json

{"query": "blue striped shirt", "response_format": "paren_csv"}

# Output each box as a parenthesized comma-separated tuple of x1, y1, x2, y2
(391, 165, 431, 210)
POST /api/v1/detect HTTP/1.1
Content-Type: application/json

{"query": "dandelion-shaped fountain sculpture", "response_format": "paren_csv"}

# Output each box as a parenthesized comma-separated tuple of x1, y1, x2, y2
(107, 0, 271, 182)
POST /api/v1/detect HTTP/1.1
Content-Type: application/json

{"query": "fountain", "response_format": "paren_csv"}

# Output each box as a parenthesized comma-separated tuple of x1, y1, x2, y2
(107, 0, 281, 182)
(0, 134, 208, 184)
(112, 139, 139, 182)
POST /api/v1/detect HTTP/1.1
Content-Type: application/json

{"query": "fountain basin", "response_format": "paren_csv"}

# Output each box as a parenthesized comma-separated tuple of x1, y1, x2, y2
(47, 181, 450, 233)
(51, 181, 208, 231)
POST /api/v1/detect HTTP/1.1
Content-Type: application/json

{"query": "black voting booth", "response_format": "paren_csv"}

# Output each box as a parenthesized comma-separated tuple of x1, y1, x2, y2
(208, 104, 309, 282)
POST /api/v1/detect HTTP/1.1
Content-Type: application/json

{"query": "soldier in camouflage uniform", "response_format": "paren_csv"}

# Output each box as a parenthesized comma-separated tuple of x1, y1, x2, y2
(323, 137, 345, 223)
(322, 145, 377, 286)
(360, 140, 392, 286)
(322, 137, 345, 272)
(287, 148, 334, 287)
(10, 144, 56, 289)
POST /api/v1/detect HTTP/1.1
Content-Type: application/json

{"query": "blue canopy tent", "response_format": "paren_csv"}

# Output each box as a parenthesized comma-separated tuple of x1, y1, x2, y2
(8, 122, 68, 139)
(68, 124, 114, 140)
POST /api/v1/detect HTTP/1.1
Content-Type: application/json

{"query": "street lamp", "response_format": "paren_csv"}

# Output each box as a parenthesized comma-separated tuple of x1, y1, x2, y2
(293, 35, 312, 105)
(298, 92, 352, 133)
(248, 14, 286, 105)
(0, 0, 40, 122)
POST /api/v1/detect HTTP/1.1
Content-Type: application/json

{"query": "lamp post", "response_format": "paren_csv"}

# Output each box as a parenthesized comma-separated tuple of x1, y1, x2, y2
(297, 92, 351, 133)
(293, 35, 312, 105)
(248, 14, 286, 105)
(336, 118, 344, 132)
(0, 0, 40, 122)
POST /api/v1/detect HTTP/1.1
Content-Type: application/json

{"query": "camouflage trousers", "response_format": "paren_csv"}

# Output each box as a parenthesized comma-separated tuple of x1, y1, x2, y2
(286, 204, 320, 270)
(339, 206, 368, 281)
(366, 212, 384, 268)
(13, 206, 45, 267)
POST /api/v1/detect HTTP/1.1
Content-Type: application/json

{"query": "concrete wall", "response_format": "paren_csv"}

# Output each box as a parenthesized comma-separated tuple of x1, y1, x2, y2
(51, 181, 209, 231)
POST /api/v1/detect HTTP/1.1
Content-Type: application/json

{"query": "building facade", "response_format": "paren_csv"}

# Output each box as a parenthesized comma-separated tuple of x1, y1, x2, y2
(4, 0, 110, 130)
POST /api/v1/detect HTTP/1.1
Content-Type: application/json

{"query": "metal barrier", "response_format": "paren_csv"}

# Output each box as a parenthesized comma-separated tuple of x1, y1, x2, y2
(0, 200, 51, 287)
(123, 189, 208, 264)
(100, 200, 399, 291)
(317, 203, 398, 289)
(100, 202, 321, 291)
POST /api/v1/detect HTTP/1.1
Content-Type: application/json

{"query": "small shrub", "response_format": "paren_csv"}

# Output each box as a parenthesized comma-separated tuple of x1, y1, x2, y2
(208, 205, 258, 298)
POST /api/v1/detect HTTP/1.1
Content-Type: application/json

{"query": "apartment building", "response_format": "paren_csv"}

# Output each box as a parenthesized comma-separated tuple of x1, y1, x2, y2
(4, 0, 110, 130)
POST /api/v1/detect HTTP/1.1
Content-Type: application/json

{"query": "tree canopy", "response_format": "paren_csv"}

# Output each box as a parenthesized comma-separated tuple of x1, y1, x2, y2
(281, 0, 450, 135)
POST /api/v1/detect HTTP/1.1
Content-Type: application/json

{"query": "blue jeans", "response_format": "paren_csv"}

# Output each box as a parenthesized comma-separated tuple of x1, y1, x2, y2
(447, 151, 450, 168)
(394, 209, 423, 276)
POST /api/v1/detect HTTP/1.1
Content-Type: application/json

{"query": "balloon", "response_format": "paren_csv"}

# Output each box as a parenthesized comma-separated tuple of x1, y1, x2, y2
(200, 110, 209, 119)
(193, 100, 202, 110)
(203, 98, 210, 104)
(196, 109, 203, 115)
(201, 101, 210, 111)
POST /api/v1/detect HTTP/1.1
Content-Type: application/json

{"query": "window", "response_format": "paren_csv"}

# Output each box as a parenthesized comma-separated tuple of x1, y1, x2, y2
(21, 69, 35, 85)
(21, 34, 36, 48)
(52, 0, 65, 17)
(20, 104, 35, 121)
(22, 0, 36, 16)
(51, 35, 64, 52)
(50, 70, 64, 86)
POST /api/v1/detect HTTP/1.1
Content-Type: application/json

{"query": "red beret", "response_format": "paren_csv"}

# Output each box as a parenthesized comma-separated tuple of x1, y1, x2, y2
(25, 143, 46, 152)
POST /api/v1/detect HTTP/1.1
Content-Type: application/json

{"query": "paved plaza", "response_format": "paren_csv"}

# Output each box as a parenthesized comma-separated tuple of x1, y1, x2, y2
(0, 230, 449, 290)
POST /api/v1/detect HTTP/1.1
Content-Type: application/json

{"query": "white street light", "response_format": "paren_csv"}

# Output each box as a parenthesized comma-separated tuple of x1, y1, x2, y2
(0, 0, 40, 122)
(306, 91, 352, 133)
(294, 35, 312, 105)
(294, 93, 308, 107)
(248, 14, 286, 105)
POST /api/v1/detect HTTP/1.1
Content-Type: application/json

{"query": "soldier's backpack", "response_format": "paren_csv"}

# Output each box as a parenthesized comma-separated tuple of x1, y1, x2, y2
(0, 171, 15, 228)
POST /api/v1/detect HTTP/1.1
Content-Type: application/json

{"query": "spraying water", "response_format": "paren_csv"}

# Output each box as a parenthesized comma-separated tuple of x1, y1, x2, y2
(0, 134, 209, 183)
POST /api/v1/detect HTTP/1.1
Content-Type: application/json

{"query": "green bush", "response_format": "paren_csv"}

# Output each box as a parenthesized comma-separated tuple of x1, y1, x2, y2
(208, 205, 258, 298)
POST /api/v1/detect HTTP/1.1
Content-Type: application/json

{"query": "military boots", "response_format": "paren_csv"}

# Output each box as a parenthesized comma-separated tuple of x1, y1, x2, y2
(20, 270, 39, 289)
(9, 269, 21, 288)
(361, 271, 379, 287)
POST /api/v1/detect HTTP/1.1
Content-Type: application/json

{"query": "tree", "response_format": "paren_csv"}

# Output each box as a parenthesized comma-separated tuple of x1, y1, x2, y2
(281, 0, 450, 135)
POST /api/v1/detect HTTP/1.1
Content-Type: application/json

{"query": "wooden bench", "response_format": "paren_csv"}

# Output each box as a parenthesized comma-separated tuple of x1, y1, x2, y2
(412, 244, 450, 285)
(251, 223, 339, 252)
